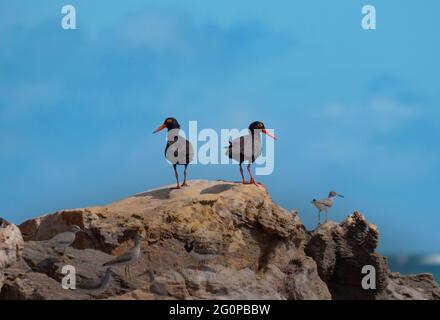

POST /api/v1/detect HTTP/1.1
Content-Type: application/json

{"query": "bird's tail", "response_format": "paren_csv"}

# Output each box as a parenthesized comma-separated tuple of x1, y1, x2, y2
(224, 141, 232, 156)
(147, 270, 155, 282)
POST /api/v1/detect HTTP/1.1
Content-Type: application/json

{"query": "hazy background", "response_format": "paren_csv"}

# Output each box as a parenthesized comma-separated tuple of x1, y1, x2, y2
(1, 0, 439, 277)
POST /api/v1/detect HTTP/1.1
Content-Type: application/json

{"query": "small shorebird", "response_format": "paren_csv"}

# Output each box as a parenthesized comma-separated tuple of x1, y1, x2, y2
(311, 191, 344, 226)
(225, 121, 276, 185)
(46, 225, 82, 260)
(79, 268, 114, 293)
(184, 241, 224, 270)
(103, 234, 144, 279)
(153, 117, 194, 189)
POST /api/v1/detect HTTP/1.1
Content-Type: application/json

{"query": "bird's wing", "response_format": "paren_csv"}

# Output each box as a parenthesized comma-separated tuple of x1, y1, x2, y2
(79, 278, 102, 290)
(165, 136, 194, 164)
(194, 248, 214, 255)
(79, 270, 111, 291)
(226, 135, 255, 161)
(241, 135, 258, 159)
(225, 136, 241, 160)
(193, 245, 224, 255)
(224, 139, 234, 154)
(315, 198, 332, 207)
(225, 138, 233, 152)
(103, 249, 134, 266)
(48, 232, 75, 246)
(185, 139, 194, 162)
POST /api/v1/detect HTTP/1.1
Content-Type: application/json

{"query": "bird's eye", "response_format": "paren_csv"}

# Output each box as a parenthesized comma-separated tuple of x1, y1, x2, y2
(166, 119, 172, 124)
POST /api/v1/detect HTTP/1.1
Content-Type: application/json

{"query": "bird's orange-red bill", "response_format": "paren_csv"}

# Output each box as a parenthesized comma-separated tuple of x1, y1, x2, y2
(262, 129, 277, 140)
(153, 124, 167, 133)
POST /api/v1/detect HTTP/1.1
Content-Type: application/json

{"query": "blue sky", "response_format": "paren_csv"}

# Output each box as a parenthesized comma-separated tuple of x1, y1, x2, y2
(1, 0, 439, 254)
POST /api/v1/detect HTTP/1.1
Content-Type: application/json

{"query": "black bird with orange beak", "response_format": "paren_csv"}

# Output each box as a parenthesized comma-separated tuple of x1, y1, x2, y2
(153, 117, 194, 189)
(225, 121, 276, 185)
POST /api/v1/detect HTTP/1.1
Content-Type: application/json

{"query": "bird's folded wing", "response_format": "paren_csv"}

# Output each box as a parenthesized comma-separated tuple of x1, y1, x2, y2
(194, 246, 223, 255)
(80, 272, 111, 290)
(185, 139, 195, 161)
(79, 279, 102, 290)
(165, 137, 194, 163)
(315, 199, 332, 207)
(49, 232, 75, 246)
(228, 136, 255, 158)
(104, 250, 133, 265)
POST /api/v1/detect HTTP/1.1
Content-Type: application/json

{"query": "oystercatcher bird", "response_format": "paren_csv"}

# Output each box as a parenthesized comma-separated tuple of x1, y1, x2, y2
(153, 117, 194, 189)
(311, 191, 344, 226)
(225, 121, 276, 185)
(103, 233, 144, 279)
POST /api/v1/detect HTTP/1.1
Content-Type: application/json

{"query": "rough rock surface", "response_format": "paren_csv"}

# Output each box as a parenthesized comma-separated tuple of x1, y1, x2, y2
(305, 211, 440, 300)
(0, 180, 438, 300)
(377, 272, 440, 300)
(0, 218, 24, 292)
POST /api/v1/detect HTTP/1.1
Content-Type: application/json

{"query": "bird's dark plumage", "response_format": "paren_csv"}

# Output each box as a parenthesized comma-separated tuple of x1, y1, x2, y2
(226, 136, 257, 164)
(225, 121, 276, 185)
(153, 117, 194, 188)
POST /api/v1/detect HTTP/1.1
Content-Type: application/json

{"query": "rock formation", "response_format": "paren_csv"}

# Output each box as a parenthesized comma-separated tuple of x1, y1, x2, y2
(0, 218, 24, 292)
(0, 180, 438, 300)
(305, 212, 439, 300)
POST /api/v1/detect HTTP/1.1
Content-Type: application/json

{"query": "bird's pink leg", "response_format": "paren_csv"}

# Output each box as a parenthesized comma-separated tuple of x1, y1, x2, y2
(247, 164, 259, 186)
(181, 164, 189, 187)
(239, 164, 246, 184)
(173, 165, 181, 189)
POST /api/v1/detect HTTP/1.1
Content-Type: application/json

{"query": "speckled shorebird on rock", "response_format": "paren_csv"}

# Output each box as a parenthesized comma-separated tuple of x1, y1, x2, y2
(184, 241, 224, 270)
(45, 225, 82, 260)
(311, 191, 344, 226)
(79, 268, 114, 293)
(103, 234, 144, 279)
(153, 117, 194, 189)
(225, 121, 276, 186)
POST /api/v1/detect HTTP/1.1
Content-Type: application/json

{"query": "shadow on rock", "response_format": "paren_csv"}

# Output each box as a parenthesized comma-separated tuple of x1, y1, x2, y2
(134, 188, 172, 200)
(200, 184, 235, 195)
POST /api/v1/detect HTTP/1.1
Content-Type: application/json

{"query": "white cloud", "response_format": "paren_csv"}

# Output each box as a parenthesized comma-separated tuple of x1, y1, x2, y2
(310, 97, 416, 132)
(419, 254, 440, 266)
(0, 82, 63, 121)
(118, 11, 187, 52)
(369, 97, 415, 130)
(297, 97, 437, 181)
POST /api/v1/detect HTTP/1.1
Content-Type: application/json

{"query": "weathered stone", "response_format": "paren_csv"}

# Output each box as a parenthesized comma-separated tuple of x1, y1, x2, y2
(377, 272, 440, 300)
(0, 181, 437, 300)
(107, 289, 156, 300)
(0, 218, 24, 291)
(304, 211, 439, 300)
